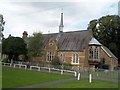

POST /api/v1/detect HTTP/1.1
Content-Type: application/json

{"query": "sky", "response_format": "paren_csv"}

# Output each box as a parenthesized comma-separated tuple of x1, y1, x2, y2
(0, 0, 119, 38)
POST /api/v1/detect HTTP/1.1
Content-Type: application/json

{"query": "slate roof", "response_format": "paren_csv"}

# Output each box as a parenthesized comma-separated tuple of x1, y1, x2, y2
(42, 30, 117, 59)
(101, 46, 118, 60)
(43, 30, 91, 51)
(89, 37, 101, 45)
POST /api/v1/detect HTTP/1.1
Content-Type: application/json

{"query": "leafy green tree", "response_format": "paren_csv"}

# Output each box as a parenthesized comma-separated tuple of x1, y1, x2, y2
(27, 32, 43, 57)
(2, 36, 27, 61)
(0, 14, 5, 59)
(88, 15, 120, 63)
(0, 14, 5, 36)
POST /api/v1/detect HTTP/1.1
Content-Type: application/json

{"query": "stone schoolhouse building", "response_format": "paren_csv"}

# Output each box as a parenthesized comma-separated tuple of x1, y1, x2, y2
(23, 13, 118, 70)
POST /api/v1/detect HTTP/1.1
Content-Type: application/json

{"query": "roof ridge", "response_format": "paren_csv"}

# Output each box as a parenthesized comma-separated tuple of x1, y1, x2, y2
(43, 30, 88, 35)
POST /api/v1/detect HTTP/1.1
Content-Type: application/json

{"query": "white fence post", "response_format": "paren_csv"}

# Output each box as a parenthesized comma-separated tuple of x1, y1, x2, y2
(77, 73, 80, 80)
(19, 64, 21, 68)
(25, 65, 27, 69)
(89, 74, 92, 83)
(61, 70, 63, 75)
(49, 68, 50, 72)
(14, 64, 15, 68)
(38, 67, 40, 71)
(74, 72, 77, 77)
(30, 66, 31, 70)
(10, 63, 12, 67)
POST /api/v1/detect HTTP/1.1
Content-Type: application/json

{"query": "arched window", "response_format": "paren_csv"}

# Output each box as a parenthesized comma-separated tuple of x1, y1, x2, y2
(47, 51, 54, 61)
(59, 53, 65, 62)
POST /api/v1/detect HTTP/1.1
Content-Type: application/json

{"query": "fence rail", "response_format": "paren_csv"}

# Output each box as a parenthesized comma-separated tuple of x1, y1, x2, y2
(1, 62, 119, 80)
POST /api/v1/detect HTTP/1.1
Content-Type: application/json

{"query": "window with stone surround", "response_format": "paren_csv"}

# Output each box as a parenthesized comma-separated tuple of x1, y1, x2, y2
(89, 47, 93, 59)
(94, 47, 99, 59)
(59, 53, 65, 62)
(72, 54, 79, 64)
(47, 51, 54, 61)
(89, 46, 99, 60)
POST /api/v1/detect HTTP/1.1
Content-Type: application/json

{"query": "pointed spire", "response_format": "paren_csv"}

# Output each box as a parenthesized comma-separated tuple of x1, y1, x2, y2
(59, 12, 64, 33)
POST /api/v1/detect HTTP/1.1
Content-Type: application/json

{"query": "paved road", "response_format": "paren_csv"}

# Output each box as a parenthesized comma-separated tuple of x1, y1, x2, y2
(9, 75, 118, 89)
(18, 78, 76, 88)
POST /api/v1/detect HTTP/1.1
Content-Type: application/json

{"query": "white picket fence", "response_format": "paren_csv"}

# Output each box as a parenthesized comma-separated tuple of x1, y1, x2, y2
(2, 63, 27, 69)
(2, 62, 77, 77)
(3, 63, 12, 67)
(29, 65, 77, 77)
(14, 64, 27, 69)
(2, 62, 95, 83)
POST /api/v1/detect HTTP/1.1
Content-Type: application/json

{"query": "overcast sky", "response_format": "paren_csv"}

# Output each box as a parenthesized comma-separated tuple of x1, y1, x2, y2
(0, 0, 119, 38)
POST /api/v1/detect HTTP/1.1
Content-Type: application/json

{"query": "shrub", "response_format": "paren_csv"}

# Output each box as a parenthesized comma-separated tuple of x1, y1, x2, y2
(102, 64, 110, 69)
(2, 58, 8, 63)
(51, 57, 61, 65)
(63, 63, 72, 70)
(50, 57, 62, 69)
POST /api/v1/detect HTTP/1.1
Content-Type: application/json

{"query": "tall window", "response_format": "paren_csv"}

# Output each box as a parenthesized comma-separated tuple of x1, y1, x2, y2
(47, 51, 54, 61)
(89, 47, 93, 59)
(72, 54, 79, 64)
(94, 47, 99, 59)
(59, 53, 64, 62)
(89, 46, 99, 60)
(76, 54, 78, 63)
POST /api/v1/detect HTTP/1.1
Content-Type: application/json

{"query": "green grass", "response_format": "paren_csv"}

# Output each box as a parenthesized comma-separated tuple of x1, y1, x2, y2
(44, 78, 118, 88)
(2, 66, 73, 88)
(2, 66, 119, 89)
(0, 65, 2, 89)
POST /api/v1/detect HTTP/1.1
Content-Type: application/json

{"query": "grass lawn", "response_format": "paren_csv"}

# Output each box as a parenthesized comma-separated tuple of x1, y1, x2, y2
(44, 78, 118, 88)
(0, 66, 2, 89)
(2, 66, 73, 88)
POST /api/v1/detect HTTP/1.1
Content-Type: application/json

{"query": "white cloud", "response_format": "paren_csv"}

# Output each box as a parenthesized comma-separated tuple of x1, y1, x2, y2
(0, 0, 119, 38)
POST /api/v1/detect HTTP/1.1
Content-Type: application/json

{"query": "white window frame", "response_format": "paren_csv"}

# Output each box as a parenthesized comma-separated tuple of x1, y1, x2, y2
(47, 51, 54, 61)
(71, 54, 79, 64)
(94, 47, 99, 59)
(89, 46, 99, 61)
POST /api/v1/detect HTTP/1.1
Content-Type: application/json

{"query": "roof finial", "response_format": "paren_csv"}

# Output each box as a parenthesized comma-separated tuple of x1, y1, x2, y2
(59, 9, 64, 33)
(62, 8, 63, 13)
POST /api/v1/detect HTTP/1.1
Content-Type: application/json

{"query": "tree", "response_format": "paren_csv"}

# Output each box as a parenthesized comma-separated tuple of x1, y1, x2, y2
(88, 15, 120, 63)
(0, 14, 5, 37)
(27, 32, 43, 57)
(0, 14, 5, 59)
(2, 36, 27, 61)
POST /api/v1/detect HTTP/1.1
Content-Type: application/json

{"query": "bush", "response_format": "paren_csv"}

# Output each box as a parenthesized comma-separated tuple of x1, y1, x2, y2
(102, 64, 110, 69)
(51, 57, 61, 65)
(2, 58, 8, 63)
(63, 63, 72, 70)
(50, 57, 62, 69)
